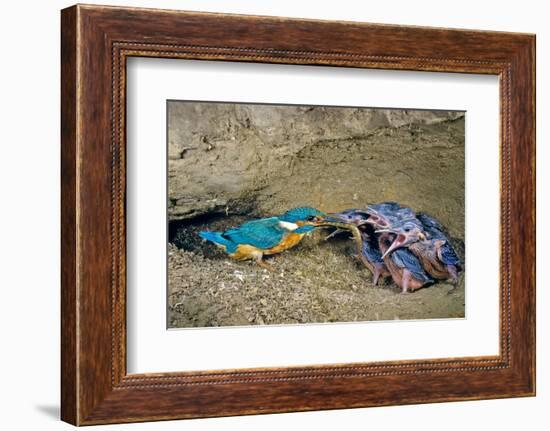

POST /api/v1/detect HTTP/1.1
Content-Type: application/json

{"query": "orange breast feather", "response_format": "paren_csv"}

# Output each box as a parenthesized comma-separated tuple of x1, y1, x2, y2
(264, 233, 305, 255)
(229, 233, 305, 261)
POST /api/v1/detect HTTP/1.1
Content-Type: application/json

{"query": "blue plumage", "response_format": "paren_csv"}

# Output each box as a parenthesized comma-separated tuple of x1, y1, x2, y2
(366, 202, 420, 230)
(222, 217, 286, 250)
(416, 212, 444, 230)
(369, 202, 402, 213)
(280, 207, 325, 223)
(416, 212, 447, 239)
(391, 248, 433, 283)
(361, 235, 384, 264)
(198, 231, 239, 253)
(438, 242, 462, 266)
(370, 202, 415, 220)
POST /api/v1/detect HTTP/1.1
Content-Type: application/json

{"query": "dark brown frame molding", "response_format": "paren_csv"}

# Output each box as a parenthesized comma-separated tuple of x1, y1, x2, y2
(61, 4, 536, 425)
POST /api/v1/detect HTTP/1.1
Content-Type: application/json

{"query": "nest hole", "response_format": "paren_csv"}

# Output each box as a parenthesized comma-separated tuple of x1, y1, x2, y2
(169, 213, 252, 258)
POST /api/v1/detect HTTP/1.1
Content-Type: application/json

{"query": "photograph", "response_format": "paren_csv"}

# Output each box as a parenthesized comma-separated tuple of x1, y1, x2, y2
(167, 101, 466, 328)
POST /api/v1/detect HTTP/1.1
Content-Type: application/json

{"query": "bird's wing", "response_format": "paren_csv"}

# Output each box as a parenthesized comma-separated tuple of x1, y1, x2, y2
(417, 213, 450, 239)
(438, 242, 462, 267)
(395, 207, 416, 220)
(392, 249, 432, 282)
(416, 212, 444, 230)
(371, 202, 401, 212)
(390, 248, 410, 269)
(362, 238, 383, 263)
(224, 217, 286, 250)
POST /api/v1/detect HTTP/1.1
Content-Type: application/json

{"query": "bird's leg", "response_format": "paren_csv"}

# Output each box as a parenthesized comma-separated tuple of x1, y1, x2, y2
(358, 258, 378, 284)
(357, 255, 370, 269)
(254, 254, 274, 272)
(372, 267, 381, 286)
(401, 270, 411, 294)
(446, 265, 460, 293)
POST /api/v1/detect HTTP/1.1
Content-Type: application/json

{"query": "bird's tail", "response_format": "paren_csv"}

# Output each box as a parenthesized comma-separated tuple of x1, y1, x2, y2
(198, 231, 234, 252)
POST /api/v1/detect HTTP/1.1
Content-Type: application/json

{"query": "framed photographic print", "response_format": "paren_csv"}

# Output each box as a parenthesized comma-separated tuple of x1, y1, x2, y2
(61, 4, 535, 425)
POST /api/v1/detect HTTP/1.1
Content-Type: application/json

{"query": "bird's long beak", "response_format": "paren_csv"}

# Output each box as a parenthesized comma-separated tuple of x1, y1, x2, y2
(380, 229, 426, 258)
(381, 233, 407, 259)
(308, 214, 346, 227)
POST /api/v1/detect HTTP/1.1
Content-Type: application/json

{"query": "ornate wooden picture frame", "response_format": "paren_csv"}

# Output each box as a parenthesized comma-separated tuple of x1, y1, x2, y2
(61, 4, 535, 425)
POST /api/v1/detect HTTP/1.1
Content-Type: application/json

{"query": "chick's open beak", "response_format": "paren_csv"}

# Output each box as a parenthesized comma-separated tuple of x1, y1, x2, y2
(380, 228, 425, 258)
(381, 233, 407, 259)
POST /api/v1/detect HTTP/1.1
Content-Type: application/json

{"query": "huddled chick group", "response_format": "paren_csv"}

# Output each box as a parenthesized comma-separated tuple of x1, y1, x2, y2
(325, 202, 463, 293)
(198, 203, 463, 294)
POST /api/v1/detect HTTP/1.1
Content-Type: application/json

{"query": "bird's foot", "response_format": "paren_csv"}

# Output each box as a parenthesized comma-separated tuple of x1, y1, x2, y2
(256, 259, 275, 272)
(446, 282, 459, 294)
(401, 271, 411, 293)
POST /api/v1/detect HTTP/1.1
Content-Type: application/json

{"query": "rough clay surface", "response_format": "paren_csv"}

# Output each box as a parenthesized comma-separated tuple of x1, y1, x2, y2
(167, 102, 465, 328)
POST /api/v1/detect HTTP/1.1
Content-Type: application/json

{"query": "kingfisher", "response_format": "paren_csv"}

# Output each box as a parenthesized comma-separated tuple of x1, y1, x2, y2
(407, 239, 462, 288)
(378, 232, 433, 293)
(376, 219, 426, 258)
(199, 207, 327, 271)
(409, 213, 462, 287)
(379, 212, 463, 288)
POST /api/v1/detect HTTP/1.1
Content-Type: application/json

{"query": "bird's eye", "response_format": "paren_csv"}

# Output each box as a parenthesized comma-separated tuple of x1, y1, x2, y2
(404, 227, 411, 232)
(307, 215, 317, 221)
